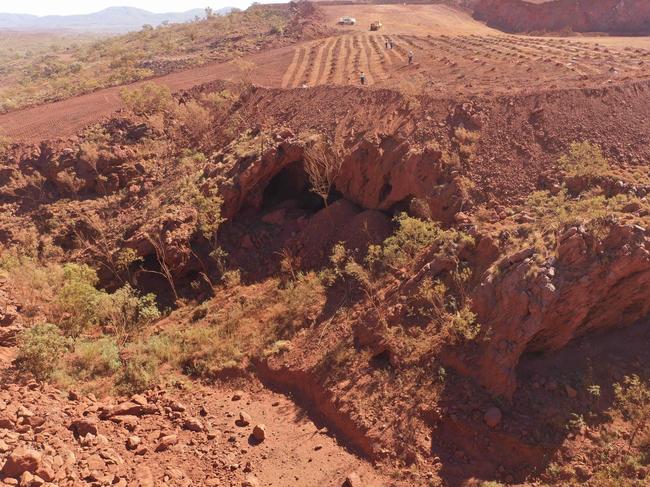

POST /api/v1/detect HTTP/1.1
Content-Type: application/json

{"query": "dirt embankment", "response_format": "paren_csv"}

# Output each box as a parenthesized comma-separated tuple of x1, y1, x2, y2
(474, 0, 650, 34)
(3, 77, 650, 484)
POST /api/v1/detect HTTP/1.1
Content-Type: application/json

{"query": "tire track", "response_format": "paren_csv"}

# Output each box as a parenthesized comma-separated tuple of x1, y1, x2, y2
(290, 42, 313, 88)
(350, 35, 363, 84)
(317, 37, 337, 85)
(326, 36, 344, 84)
(338, 35, 353, 84)
(365, 35, 387, 82)
(355, 35, 374, 85)
(307, 40, 328, 86)
(281, 45, 304, 88)
(301, 42, 319, 87)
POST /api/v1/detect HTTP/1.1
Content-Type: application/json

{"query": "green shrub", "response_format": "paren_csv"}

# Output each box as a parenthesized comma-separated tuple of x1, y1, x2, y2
(16, 324, 68, 381)
(69, 337, 121, 380)
(98, 284, 160, 342)
(120, 82, 173, 116)
(381, 213, 473, 270)
(115, 350, 159, 394)
(176, 325, 243, 377)
(559, 141, 609, 178)
(383, 213, 442, 268)
(179, 174, 224, 242)
(272, 272, 325, 338)
(54, 263, 104, 337)
(142, 334, 177, 363)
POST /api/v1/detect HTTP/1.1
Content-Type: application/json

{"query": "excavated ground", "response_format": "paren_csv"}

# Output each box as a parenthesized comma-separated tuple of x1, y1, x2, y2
(3, 3, 650, 141)
(1, 3, 650, 487)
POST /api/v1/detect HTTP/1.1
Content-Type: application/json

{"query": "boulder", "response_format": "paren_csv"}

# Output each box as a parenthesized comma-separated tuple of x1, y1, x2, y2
(251, 424, 266, 442)
(182, 417, 204, 432)
(155, 435, 178, 452)
(236, 412, 251, 427)
(0, 447, 42, 479)
(69, 418, 98, 438)
(484, 407, 502, 428)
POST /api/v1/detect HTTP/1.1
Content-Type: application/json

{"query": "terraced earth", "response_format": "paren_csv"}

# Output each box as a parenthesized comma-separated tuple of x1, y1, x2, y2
(279, 32, 650, 94)
(3, 3, 650, 141)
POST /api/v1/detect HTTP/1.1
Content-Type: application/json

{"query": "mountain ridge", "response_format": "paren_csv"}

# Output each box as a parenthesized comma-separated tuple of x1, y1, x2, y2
(0, 5, 235, 32)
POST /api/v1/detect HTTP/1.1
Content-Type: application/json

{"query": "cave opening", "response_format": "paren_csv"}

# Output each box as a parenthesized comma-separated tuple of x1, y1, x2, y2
(261, 161, 341, 212)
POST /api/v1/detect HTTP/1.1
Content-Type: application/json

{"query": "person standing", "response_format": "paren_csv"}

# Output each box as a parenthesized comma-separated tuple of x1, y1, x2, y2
(360, 71, 366, 85)
(408, 50, 414, 65)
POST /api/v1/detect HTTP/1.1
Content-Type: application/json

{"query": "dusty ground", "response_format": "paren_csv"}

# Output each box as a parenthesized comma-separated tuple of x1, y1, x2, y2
(0, 346, 388, 487)
(3, 3, 650, 142)
(1, 3, 650, 486)
(320, 4, 497, 35)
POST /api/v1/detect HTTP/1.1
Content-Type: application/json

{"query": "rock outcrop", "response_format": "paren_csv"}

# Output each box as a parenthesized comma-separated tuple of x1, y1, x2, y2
(474, 0, 650, 34)
(215, 131, 468, 225)
(0, 279, 22, 348)
(471, 223, 650, 396)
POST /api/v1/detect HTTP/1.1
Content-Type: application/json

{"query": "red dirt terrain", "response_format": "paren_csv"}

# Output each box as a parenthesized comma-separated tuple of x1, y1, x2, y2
(1, 2, 650, 487)
(0, 362, 385, 486)
(4, 3, 650, 141)
(475, 0, 650, 34)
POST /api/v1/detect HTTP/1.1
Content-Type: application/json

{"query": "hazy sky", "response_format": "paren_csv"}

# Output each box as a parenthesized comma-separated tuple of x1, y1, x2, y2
(0, 1, 255, 16)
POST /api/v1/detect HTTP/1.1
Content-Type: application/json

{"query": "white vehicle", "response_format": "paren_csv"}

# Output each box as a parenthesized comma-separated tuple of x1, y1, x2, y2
(338, 16, 357, 26)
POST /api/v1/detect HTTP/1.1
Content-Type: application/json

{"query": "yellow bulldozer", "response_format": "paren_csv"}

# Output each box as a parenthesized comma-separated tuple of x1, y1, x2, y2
(370, 21, 382, 31)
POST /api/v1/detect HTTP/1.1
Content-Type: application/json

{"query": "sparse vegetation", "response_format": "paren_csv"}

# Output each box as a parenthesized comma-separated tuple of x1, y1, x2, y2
(16, 323, 69, 381)
(613, 375, 650, 447)
(67, 337, 121, 381)
(559, 141, 609, 178)
(454, 126, 481, 158)
(0, 5, 293, 112)
(53, 263, 105, 337)
(98, 284, 160, 343)
(381, 212, 474, 270)
(120, 83, 173, 116)
(2, 9, 650, 483)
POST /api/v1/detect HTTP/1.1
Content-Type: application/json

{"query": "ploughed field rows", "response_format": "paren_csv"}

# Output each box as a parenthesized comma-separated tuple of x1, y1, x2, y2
(281, 33, 404, 87)
(281, 32, 650, 94)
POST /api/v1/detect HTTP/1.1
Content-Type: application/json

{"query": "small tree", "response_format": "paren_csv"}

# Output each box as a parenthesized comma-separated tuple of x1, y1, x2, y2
(53, 263, 105, 337)
(16, 324, 68, 381)
(98, 284, 160, 344)
(304, 138, 342, 208)
(144, 231, 180, 302)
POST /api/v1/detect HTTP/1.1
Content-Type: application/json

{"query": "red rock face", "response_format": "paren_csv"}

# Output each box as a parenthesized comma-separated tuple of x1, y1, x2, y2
(471, 223, 650, 397)
(474, 0, 650, 34)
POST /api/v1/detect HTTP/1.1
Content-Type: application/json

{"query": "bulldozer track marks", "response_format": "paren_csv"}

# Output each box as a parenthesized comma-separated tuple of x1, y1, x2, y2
(283, 34, 412, 88)
(281, 44, 304, 88)
(307, 40, 329, 86)
(6, 24, 650, 142)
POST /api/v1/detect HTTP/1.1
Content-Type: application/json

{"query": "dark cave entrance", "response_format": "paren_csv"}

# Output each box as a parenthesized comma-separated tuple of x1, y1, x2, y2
(261, 161, 341, 212)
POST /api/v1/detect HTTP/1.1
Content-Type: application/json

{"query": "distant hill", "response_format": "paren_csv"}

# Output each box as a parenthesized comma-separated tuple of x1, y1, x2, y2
(0, 6, 234, 32)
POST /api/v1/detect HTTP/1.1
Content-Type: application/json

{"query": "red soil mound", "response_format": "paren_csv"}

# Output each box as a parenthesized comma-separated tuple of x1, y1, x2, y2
(475, 0, 650, 34)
